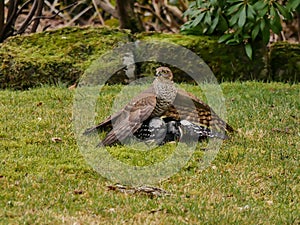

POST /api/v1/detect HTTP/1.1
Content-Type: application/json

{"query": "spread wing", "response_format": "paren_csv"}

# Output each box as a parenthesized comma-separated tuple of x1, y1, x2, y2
(164, 89, 234, 133)
(83, 85, 158, 146)
(83, 86, 155, 134)
(101, 95, 157, 146)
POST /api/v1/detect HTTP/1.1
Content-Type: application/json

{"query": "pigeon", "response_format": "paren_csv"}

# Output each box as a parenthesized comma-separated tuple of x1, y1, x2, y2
(133, 117, 228, 145)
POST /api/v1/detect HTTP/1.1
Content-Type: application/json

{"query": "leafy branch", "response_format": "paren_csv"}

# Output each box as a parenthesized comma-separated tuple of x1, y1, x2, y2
(181, 0, 300, 59)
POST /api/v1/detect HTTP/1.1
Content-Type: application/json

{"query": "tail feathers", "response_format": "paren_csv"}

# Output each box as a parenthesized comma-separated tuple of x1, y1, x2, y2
(83, 117, 112, 135)
(226, 123, 235, 133)
(98, 132, 118, 146)
(83, 125, 101, 135)
(100, 122, 139, 146)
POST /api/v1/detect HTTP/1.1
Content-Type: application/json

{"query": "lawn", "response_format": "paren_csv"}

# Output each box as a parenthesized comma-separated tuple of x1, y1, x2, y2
(0, 82, 299, 224)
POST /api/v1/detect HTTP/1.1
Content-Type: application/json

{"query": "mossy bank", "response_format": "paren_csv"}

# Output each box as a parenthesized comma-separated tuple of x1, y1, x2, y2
(0, 26, 299, 89)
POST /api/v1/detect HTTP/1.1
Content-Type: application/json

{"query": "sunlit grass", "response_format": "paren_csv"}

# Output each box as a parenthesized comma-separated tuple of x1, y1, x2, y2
(0, 82, 299, 224)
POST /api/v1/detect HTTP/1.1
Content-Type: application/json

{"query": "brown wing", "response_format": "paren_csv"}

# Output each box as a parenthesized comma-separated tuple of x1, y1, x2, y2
(101, 95, 157, 146)
(83, 86, 155, 134)
(164, 89, 234, 132)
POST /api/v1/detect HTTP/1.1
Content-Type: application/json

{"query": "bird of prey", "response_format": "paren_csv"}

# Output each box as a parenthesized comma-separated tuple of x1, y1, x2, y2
(84, 66, 234, 146)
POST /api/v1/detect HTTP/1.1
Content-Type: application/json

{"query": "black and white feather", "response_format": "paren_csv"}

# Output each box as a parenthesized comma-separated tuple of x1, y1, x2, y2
(178, 120, 229, 142)
(133, 118, 228, 145)
(134, 117, 167, 145)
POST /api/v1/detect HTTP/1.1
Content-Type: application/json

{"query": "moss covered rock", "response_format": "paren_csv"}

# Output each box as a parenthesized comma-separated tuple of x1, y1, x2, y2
(0, 26, 130, 89)
(0, 26, 298, 90)
(270, 42, 300, 83)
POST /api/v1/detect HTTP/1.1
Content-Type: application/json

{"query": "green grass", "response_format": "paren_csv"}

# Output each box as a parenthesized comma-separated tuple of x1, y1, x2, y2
(0, 82, 299, 224)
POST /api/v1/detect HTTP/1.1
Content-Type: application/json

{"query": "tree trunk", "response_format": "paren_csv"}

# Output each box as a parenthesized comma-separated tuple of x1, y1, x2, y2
(116, 0, 144, 33)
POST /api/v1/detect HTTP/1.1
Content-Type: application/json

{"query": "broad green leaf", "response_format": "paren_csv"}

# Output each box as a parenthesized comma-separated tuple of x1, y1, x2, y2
(204, 11, 212, 25)
(188, 9, 201, 18)
(257, 5, 269, 17)
(269, 6, 282, 34)
(238, 6, 246, 27)
(260, 18, 265, 31)
(218, 33, 233, 43)
(229, 7, 242, 26)
(242, 33, 251, 39)
(275, 2, 292, 19)
(273, 9, 282, 26)
(253, 1, 267, 10)
(180, 24, 190, 31)
(210, 0, 218, 5)
(218, 14, 228, 31)
(208, 15, 219, 33)
(189, 1, 196, 8)
(233, 30, 242, 39)
(182, 11, 190, 17)
(226, 0, 243, 3)
(270, 11, 282, 34)
(245, 43, 252, 59)
(227, 3, 243, 15)
(196, 0, 203, 7)
(183, 9, 194, 18)
(270, 6, 276, 18)
(181, 21, 191, 28)
(261, 22, 270, 44)
(226, 38, 240, 45)
(191, 13, 205, 27)
(251, 23, 260, 40)
(287, 0, 300, 10)
(247, 4, 256, 20)
(270, 23, 282, 35)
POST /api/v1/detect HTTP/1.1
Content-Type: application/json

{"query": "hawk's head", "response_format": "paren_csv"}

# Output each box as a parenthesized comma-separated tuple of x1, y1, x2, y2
(155, 67, 173, 81)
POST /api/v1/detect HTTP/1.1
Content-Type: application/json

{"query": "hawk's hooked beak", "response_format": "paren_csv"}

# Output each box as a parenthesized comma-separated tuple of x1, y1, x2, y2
(155, 71, 160, 77)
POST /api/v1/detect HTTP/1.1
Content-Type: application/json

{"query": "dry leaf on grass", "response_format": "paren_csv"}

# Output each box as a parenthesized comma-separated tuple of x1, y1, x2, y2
(107, 184, 170, 197)
(68, 83, 77, 90)
(51, 137, 62, 142)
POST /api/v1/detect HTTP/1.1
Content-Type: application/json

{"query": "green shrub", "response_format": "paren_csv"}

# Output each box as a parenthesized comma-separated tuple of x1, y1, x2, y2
(181, 0, 300, 59)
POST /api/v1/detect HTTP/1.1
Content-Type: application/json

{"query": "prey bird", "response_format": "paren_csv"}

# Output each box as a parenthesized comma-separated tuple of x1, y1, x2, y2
(134, 117, 229, 145)
(84, 67, 234, 146)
